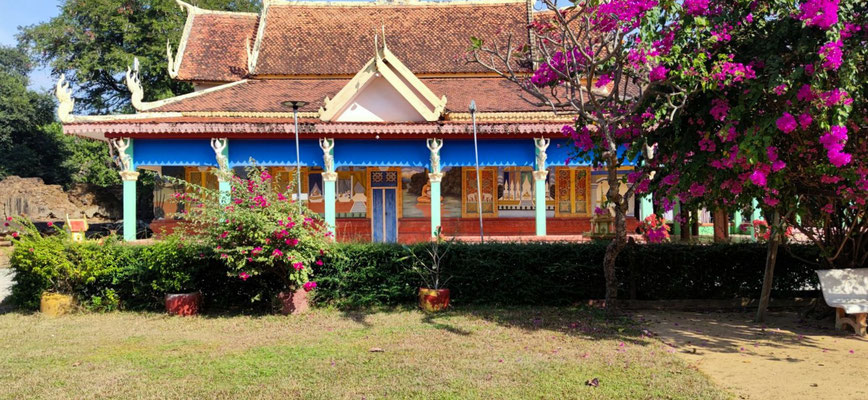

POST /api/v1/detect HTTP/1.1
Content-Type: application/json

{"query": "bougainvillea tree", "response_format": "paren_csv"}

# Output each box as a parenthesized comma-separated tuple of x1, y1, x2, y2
(641, 1, 866, 319)
(170, 166, 331, 300)
(468, 0, 734, 306)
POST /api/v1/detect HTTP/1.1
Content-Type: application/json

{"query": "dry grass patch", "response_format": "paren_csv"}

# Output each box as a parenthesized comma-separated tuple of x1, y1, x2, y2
(0, 307, 729, 399)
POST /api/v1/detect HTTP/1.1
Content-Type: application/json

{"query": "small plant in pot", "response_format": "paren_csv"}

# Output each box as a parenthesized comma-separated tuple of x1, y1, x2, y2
(8, 217, 78, 316)
(147, 235, 204, 316)
(170, 164, 330, 315)
(403, 227, 452, 312)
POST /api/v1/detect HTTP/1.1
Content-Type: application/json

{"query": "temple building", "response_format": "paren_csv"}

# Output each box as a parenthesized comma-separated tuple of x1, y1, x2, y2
(57, 0, 647, 243)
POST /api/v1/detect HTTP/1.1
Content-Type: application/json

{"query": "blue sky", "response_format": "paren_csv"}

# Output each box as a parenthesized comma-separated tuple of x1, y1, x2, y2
(0, 0, 61, 90)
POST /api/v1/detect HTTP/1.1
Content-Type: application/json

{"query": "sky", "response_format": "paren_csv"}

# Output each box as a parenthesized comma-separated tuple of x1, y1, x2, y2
(0, 0, 61, 91)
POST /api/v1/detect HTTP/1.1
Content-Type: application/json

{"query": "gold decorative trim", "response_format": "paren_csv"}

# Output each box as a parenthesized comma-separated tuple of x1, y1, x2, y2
(269, 0, 524, 6)
(446, 111, 573, 122)
(180, 111, 320, 118)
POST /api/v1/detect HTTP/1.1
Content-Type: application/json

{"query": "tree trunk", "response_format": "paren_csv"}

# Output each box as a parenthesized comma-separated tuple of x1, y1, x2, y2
(602, 163, 627, 309)
(756, 211, 781, 323)
(713, 208, 729, 243)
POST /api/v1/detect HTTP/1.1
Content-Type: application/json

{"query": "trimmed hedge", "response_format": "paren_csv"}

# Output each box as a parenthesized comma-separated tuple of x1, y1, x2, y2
(316, 242, 822, 307)
(10, 238, 822, 311)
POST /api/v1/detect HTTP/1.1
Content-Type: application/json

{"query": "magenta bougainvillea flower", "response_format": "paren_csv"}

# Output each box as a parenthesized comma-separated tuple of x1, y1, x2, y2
(819, 40, 843, 70)
(750, 170, 768, 186)
(303, 281, 317, 292)
(292, 262, 304, 270)
(649, 65, 668, 81)
(775, 113, 797, 133)
(239, 272, 250, 281)
(798, 0, 840, 29)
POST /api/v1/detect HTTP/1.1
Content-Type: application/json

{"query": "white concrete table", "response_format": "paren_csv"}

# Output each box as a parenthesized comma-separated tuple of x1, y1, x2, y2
(817, 268, 868, 336)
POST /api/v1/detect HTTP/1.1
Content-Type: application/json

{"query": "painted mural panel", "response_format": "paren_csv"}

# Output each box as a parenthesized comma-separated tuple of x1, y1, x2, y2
(336, 167, 367, 218)
(401, 167, 429, 218)
(555, 167, 592, 216)
(461, 167, 497, 217)
(495, 167, 555, 217)
(152, 166, 186, 220)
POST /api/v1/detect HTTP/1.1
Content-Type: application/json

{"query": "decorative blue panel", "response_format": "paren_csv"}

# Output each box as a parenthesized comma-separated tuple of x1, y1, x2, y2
(335, 140, 428, 167)
(384, 189, 397, 243)
(228, 139, 322, 167)
(370, 170, 399, 188)
(133, 139, 215, 167)
(372, 189, 384, 243)
(547, 140, 635, 166)
(440, 139, 534, 167)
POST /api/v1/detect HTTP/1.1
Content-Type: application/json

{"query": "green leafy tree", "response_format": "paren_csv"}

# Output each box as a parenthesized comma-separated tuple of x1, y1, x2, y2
(18, 0, 260, 113)
(0, 46, 59, 181)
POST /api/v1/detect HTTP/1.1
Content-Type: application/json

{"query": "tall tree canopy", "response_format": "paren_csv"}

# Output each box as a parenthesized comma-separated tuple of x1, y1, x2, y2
(18, 0, 260, 113)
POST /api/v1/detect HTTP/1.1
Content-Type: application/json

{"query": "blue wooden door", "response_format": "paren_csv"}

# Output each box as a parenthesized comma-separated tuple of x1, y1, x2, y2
(372, 188, 397, 243)
(370, 169, 399, 243)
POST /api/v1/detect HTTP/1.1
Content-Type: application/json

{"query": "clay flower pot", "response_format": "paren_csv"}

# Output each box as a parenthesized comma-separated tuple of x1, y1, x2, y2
(418, 288, 450, 312)
(165, 292, 202, 316)
(40, 292, 74, 316)
(277, 289, 309, 315)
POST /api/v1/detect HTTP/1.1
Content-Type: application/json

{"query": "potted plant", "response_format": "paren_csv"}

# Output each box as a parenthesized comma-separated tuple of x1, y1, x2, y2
(170, 165, 330, 315)
(148, 236, 203, 316)
(8, 217, 78, 316)
(404, 227, 452, 312)
(639, 214, 671, 243)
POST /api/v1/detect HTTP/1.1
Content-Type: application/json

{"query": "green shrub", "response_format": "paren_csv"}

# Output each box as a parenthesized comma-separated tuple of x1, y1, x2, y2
(10, 228, 824, 311)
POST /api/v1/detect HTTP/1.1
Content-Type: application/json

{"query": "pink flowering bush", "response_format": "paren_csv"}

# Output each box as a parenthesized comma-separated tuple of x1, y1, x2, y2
(639, 214, 671, 243)
(171, 165, 328, 294)
(644, 0, 867, 267)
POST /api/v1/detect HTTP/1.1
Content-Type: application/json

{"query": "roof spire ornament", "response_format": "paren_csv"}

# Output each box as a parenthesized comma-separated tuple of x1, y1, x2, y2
(167, 41, 180, 78)
(126, 57, 145, 111)
(55, 74, 75, 123)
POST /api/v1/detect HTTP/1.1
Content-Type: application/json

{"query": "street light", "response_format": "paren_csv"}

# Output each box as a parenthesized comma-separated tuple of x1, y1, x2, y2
(469, 100, 484, 243)
(281, 100, 308, 202)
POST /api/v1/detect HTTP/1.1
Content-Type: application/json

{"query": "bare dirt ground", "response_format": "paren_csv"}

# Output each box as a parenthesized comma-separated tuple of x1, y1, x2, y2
(638, 311, 868, 400)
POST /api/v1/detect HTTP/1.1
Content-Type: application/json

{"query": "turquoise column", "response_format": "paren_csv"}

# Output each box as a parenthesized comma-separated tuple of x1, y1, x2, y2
(320, 138, 336, 237)
(534, 171, 547, 236)
(533, 137, 550, 237)
(114, 138, 138, 242)
(733, 209, 743, 234)
(214, 138, 230, 204)
(322, 172, 336, 235)
(429, 173, 443, 237)
(640, 194, 653, 220)
(751, 198, 762, 242)
(672, 200, 682, 238)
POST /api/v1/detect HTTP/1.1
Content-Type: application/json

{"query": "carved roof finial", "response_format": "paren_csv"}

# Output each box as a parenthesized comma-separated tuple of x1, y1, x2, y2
(126, 57, 145, 111)
(55, 74, 75, 123)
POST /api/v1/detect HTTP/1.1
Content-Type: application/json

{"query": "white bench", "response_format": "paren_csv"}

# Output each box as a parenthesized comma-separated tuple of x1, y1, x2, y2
(816, 268, 868, 336)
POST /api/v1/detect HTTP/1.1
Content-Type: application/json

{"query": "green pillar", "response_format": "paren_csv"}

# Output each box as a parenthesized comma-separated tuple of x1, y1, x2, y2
(751, 198, 762, 242)
(429, 173, 442, 237)
(640, 194, 653, 220)
(534, 171, 547, 236)
(322, 172, 336, 235)
(672, 200, 682, 238)
(320, 138, 336, 238)
(533, 138, 550, 237)
(215, 138, 230, 204)
(733, 209, 743, 234)
(114, 138, 138, 241)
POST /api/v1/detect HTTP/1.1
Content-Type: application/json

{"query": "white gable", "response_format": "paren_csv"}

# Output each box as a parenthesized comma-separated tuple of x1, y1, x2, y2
(334, 76, 426, 122)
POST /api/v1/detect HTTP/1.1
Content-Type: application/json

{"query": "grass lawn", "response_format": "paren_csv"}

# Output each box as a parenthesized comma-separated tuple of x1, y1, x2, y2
(0, 306, 729, 399)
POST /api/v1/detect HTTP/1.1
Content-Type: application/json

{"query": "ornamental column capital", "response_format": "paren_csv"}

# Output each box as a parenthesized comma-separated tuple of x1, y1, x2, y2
(428, 172, 444, 183)
(532, 170, 548, 181)
(119, 170, 140, 182)
(321, 171, 338, 182)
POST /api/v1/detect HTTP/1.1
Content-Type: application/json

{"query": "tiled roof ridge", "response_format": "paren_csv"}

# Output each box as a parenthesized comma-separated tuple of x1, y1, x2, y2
(174, 0, 258, 16)
(266, 0, 525, 7)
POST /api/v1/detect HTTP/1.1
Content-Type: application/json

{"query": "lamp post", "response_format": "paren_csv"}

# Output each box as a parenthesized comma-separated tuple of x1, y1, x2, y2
(282, 100, 308, 202)
(469, 100, 484, 242)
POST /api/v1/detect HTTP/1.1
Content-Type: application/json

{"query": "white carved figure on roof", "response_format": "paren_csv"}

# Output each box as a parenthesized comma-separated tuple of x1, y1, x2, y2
(319, 138, 335, 172)
(125, 57, 145, 111)
(210, 138, 229, 172)
(55, 74, 74, 123)
(111, 138, 132, 172)
(534, 137, 550, 172)
(427, 138, 443, 173)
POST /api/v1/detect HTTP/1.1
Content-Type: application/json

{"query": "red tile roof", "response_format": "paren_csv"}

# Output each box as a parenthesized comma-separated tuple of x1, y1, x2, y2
(176, 12, 258, 82)
(252, 1, 530, 76)
(149, 78, 547, 113)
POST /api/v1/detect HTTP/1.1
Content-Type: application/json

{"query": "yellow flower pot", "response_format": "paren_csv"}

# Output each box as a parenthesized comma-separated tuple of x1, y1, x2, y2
(40, 292, 74, 316)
